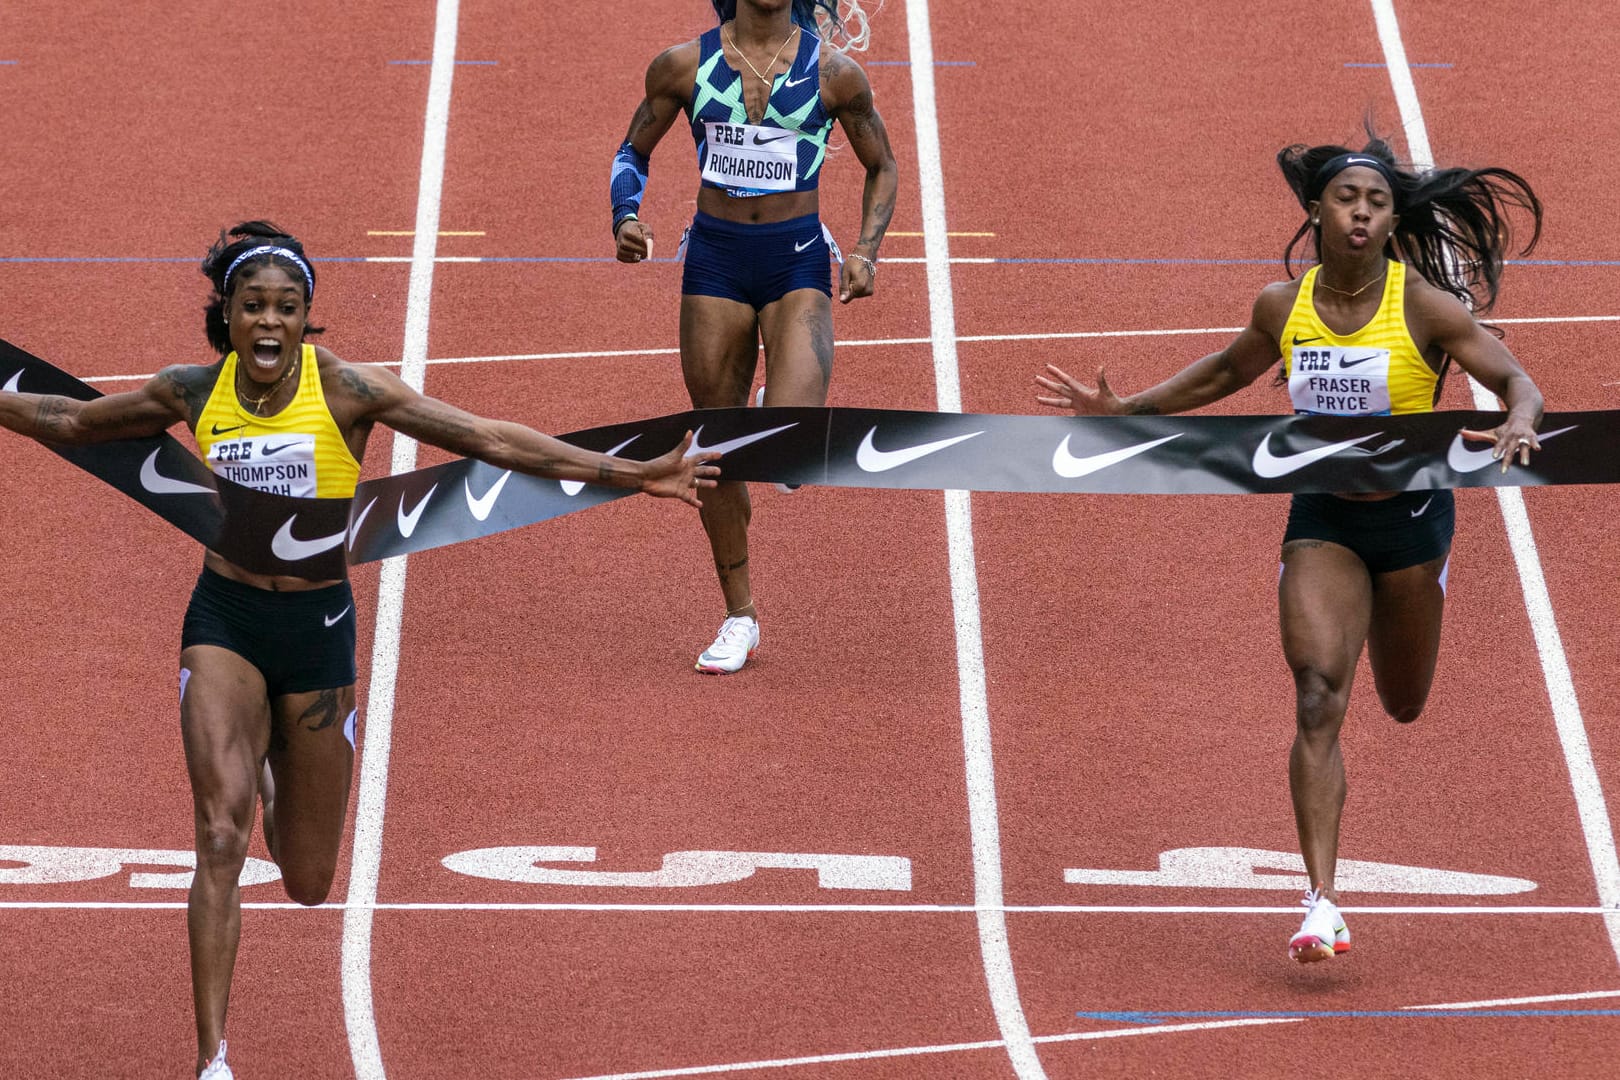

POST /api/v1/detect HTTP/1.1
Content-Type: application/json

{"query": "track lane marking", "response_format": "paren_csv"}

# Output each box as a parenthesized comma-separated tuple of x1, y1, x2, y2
(1372, 0, 1620, 967)
(905, 1, 1044, 1077)
(341, 3, 461, 1077)
(5, 901, 1618, 914)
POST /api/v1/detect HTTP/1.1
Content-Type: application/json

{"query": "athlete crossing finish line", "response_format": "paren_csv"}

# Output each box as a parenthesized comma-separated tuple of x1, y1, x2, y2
(0, 222, 718, 1079)
(1037, 130, 1545, 964)
(610, 0, 897, 674)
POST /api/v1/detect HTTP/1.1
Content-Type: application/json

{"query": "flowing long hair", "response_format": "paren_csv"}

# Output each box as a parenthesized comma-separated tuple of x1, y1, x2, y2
(1276, 131, 1542, 315)
(199, 221, 324, 356)
(710, 0, 878, 51)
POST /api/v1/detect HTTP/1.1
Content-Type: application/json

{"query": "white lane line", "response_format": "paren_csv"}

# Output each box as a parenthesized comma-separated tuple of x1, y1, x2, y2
(340, 3, 460, 1078)
(1372, 0, 1620, 964)
(1409, 989, 1620, 1010)
(5, 901, 1618, 914)
(76, 314, 1616, 384)
(905, 1, 1045, 1078)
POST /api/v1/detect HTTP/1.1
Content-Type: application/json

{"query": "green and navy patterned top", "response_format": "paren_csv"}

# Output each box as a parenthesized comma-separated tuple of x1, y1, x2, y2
(686, 26, 834, 198)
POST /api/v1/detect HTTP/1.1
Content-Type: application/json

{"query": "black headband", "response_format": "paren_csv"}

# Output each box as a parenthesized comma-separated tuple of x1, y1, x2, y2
(1308, 153, 1402, 206)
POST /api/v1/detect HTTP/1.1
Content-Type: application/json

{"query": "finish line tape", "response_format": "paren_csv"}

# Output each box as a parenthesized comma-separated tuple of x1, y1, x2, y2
(5, 338, 1616, 579)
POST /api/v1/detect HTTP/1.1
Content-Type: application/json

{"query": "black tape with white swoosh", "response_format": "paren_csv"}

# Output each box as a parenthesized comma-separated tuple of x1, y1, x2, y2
(8, 339, 1620, 573)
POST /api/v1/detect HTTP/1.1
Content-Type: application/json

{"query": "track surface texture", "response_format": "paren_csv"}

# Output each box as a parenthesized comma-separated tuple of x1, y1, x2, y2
(1, 2, 1617, 1078)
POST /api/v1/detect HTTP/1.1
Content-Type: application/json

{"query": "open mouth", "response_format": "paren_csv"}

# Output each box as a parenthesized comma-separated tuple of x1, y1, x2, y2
(251, 338, 283, 368)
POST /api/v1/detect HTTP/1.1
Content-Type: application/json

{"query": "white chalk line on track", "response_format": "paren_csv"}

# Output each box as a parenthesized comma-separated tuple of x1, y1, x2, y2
(905, 1, 1046, 1077)
(6, 901, 1619, 914)
(339, 2, 459, 1078)
(72, 313, 1620, 384)
(1372, 0, 1620, 968)
(530, 989, 1620, 1080)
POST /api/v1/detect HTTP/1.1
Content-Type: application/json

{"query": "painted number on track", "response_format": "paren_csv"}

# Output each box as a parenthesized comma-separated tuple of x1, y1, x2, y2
(1063, 847, 1537, 895)
(0, 845, 281, 889)
(442, 847, 912, 891)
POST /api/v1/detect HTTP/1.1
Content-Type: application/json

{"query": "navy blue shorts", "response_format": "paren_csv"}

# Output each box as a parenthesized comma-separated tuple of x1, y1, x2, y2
(181, 567, 358, 697)
(681, 210, 833, 310)
(1282, 489, 1455, 574)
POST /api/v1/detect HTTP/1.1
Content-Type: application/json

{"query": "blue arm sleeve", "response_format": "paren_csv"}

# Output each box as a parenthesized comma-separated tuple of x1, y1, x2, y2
(611, 141, 651, 236)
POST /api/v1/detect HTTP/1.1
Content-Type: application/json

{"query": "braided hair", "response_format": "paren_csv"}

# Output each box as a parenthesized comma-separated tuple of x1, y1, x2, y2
(199, 221, 324, 356)
(710, 0, 876, 51)
(1276, 132, 1542, 315)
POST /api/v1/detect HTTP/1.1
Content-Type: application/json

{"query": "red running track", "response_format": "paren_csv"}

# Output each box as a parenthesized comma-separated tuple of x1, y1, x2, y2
(1, 2, 1617, 1078)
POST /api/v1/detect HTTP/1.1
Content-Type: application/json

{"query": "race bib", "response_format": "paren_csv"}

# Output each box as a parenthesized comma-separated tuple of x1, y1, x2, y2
(702, 122, 798, 193)
(1289, 346, 1392, 416)
(207, 434, 318, 496)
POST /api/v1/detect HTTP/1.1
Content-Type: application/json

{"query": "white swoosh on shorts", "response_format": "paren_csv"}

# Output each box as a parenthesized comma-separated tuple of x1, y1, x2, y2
(140, 448, 214, 495)
(1252, 432, 1385, 478)
(1052, 433, 1182, 479)
(562, 435, 641, 496)
(272, 516, 347, 561)
(2, 370, 21, 393)
(686, 422, 799, 458)
(856, 427, 983, 472)
(464, 470, 513, 520)
(1445, 425, 1576, 473)
(324, 605, 352, 628)
(396, 484, 439, 539)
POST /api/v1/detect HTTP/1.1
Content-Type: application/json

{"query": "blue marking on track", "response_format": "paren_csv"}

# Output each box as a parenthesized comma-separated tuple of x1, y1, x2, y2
(2, 255, 1616, 269)
(1075, 1008, 1620, 1023)
(0, 60, 19, 65)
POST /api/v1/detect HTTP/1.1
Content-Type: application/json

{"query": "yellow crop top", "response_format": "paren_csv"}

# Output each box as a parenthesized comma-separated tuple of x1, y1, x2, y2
(1280, 261, 1437, 416)
(194, 344, 361, 498)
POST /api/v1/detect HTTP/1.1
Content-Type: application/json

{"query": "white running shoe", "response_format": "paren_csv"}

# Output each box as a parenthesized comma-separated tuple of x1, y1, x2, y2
(696, 615, 759, 674)
(199, 1040, 234, 1080)
(1288, 888, 1350, 963)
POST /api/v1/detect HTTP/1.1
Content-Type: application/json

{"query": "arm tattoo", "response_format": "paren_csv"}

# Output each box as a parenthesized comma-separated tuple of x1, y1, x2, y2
(33, 396, 71, 437)
(625, 99, 658, 143)
(597, 460, 617, 483)
(859, 199, 892, 248)
(338, 366, 383, 403)
(1126, 401, 1162, 415)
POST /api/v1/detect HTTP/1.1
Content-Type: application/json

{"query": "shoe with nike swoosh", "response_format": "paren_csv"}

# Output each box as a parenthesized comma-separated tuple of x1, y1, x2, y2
(199, 1040, 234, 1079)
(696, 615, 759, 674)
(1288, 888, 1350, 963)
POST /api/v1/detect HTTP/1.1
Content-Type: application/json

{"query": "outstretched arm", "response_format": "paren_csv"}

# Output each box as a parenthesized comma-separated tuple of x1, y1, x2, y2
(1035, 287, 1289, 416)
(613, 43, 697, 264)
(0, 365, 204, 444)
(330, 363, 719, 506)
(824, 51, 897, 303)
(1416, 287, 1544, 470)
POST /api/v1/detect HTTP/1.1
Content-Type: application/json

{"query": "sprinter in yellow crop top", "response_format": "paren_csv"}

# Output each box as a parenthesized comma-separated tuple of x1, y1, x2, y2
(0, 221, 720, 1078)
(1036, 135, 1546, 968)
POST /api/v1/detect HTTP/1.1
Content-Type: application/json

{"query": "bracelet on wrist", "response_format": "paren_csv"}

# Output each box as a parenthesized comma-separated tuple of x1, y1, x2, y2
(848, 252, 877, 275)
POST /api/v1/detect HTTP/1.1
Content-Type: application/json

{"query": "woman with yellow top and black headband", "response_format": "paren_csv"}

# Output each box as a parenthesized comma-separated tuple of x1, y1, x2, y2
(0, 221, 719, 1079)
(1035, 135, 1545, 966)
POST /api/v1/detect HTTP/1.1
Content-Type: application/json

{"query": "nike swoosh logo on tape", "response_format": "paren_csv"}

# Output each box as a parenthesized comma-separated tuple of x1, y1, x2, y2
(210, 422, 247, 436)
(271, 517, 347, 561)
(2, 370, 21, 393)
(140, 448, 214, 495)
(856, 428, 983, 472)
(324, 605, 352, 628)
(686, 422, 798, 458)
(1252, 432, 1385, 478)
(783, 74, 812, 88)
(1445, 425, 1576, 473)
(1410, 496, 1433, 518)
(1338, 354, 1381, 369)
(1052, 433, 1183, 478)
(752, 131, 793, 145)
(396, 484, 438, 538)
(794, 237, 816, 252)
(464, 470, 512, 520)
(562, 436, 640, 496)
(347, 495, 378, 550)
(1291, 335, 1323, 346)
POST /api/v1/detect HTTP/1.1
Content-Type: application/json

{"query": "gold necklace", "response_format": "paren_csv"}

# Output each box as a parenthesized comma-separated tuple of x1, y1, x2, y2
(1316, 266, 1387, 299)
(724, 24, 799, 86)
(237, 352, 299, 414)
